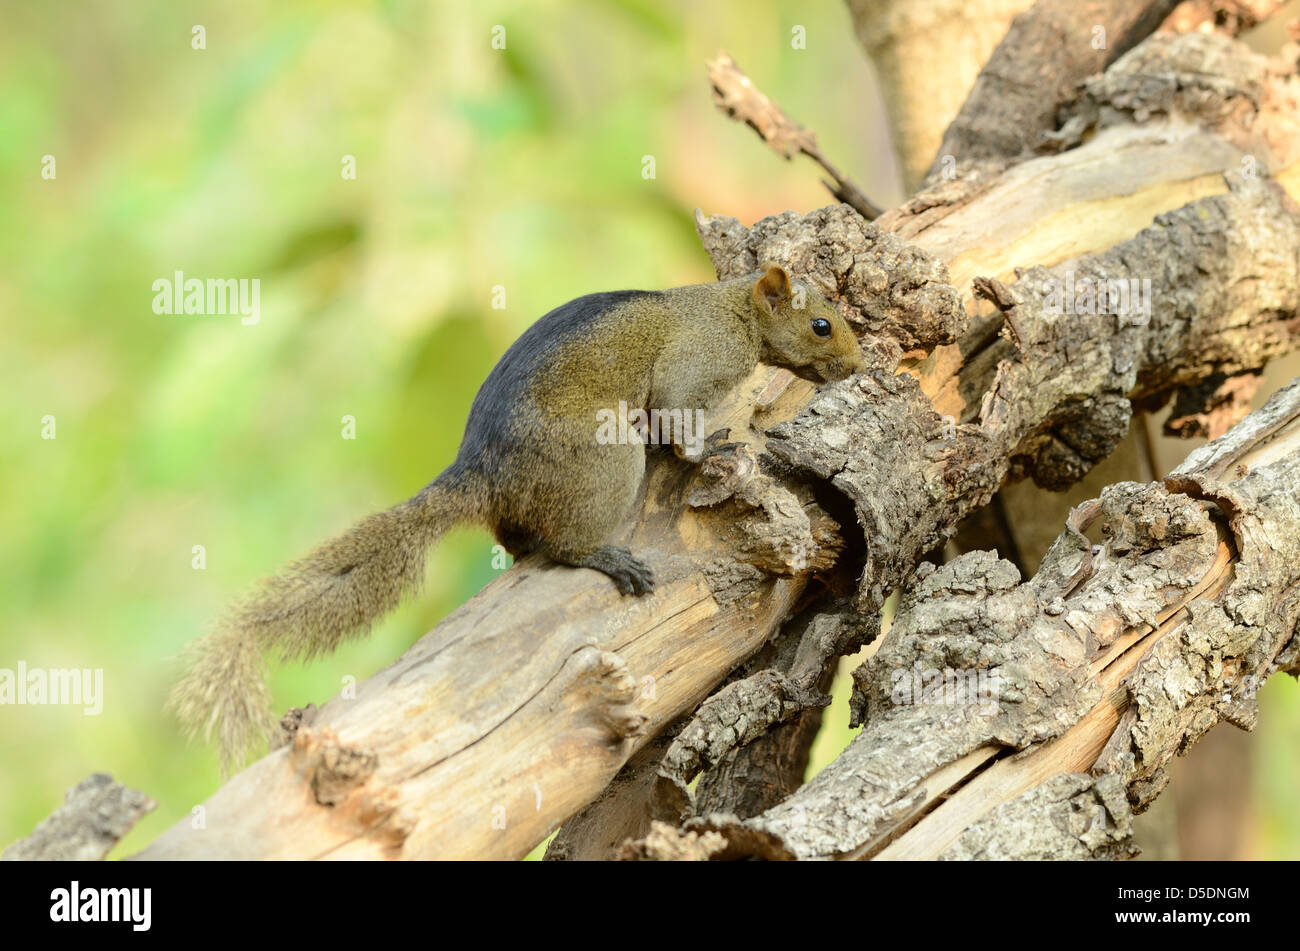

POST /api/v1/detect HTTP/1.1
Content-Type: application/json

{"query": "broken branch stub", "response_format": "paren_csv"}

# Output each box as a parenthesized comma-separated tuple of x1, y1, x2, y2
(921, 0, 1184, 184)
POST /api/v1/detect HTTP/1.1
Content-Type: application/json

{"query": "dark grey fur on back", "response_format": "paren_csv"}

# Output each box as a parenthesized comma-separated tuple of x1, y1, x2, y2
(444, 289, 653, 484)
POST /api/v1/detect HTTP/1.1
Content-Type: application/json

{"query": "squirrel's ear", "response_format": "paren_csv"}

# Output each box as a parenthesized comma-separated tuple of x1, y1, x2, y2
(752, 264, 793, 315)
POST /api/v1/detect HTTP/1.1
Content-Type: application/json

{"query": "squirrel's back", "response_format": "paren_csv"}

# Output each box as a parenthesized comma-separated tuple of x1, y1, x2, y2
(450, 288, 661, 484)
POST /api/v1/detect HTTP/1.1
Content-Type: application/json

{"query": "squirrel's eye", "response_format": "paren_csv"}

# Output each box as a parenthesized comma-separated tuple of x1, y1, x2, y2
(811, 317, 832, 338)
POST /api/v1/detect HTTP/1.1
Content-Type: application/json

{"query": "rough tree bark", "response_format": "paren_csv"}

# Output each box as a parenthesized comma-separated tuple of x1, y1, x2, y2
(854, 0, 1297, 865)
(2, 775, 153, 862)
(676, 376, 1300, 860)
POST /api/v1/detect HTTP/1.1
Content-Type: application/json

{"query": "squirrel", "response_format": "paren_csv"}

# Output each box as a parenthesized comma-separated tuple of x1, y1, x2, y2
(169, 263, 865, 770)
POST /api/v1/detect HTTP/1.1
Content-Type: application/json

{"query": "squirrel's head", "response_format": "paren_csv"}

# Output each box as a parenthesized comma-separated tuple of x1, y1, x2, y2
(750, 264, 865, 383)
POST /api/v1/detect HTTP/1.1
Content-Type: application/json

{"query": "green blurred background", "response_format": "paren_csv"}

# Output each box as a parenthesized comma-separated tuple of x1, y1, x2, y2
(1, 0, 1295, 860)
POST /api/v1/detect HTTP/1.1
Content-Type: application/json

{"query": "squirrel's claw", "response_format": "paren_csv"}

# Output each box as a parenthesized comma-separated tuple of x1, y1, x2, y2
(580, 546, 655, 596)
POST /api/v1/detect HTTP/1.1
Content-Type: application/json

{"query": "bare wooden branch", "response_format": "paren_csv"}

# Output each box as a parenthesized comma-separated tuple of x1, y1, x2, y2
(654, 29, 1300, 858)
(707, 51, 883, 220)
(845, 0, 1038, 190)
(692, 604, 846, 818)
(545, 600, 847, 858)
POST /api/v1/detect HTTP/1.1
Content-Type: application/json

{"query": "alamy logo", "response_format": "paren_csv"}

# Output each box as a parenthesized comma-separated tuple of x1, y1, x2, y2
(50, 882, 150, 931)
(0, 662, 102, 715)
(596, 401, 706, 457)
(891, 662, 1002, 713)
(1043, 270, 1151, 325)
(152, 270, 260, 325)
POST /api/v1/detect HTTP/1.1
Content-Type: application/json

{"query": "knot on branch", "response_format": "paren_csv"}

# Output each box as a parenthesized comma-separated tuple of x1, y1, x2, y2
(288, 726, 414, 851)
(565, 648, 649, 743)
(695, 203, 966, 356)
(273, 702, 319, 750)
(687, 445, 844, 578)
(291, 726, 379, 806)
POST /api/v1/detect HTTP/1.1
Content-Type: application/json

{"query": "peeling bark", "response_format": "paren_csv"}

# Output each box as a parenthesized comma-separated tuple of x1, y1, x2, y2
(700, 171, 1300, 623)
(651, 669, 829, 816)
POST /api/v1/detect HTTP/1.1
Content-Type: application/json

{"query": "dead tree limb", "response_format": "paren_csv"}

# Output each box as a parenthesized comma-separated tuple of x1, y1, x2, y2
(707, 51, 883, 219)
(921, 0, 1184, 185)
(845, 0, 1037, 190)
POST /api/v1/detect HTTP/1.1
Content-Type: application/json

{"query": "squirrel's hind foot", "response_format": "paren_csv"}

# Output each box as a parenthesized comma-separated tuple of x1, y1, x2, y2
(574, 545, 655, 596)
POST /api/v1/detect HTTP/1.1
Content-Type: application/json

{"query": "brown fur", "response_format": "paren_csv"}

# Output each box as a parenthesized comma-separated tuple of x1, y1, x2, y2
(170, 265, 864, 771)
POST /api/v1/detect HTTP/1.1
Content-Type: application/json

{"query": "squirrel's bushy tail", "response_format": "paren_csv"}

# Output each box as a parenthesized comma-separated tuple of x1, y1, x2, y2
(168, 474, 478, 774)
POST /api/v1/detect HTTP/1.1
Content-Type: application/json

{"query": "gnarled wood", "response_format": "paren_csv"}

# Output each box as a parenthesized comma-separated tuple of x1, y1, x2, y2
(685, 378, 1300, 859)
